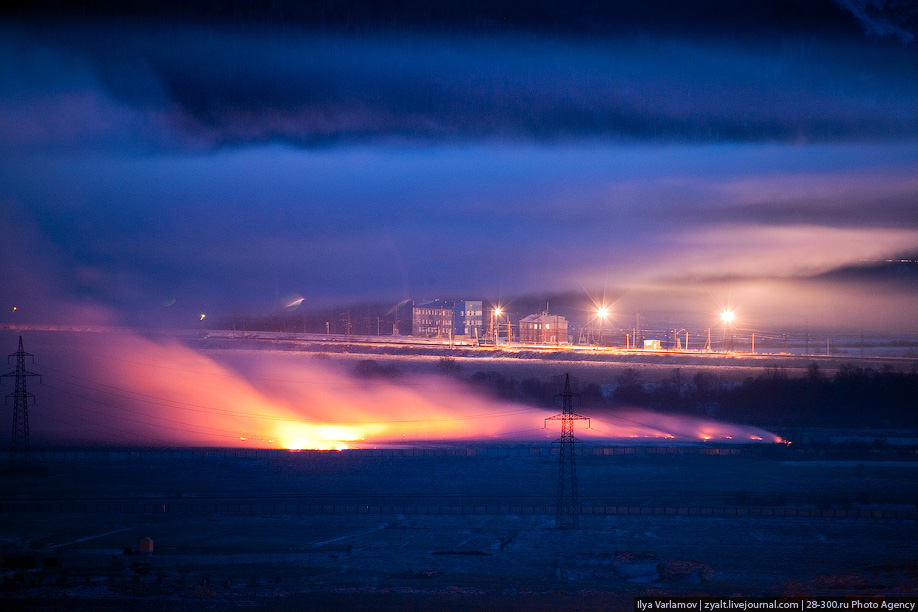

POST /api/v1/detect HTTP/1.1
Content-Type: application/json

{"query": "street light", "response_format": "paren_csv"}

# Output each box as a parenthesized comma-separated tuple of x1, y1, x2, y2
(492, 307, 503, 346)
(596, 306, 610, 346)
(721, 309, 735, 352)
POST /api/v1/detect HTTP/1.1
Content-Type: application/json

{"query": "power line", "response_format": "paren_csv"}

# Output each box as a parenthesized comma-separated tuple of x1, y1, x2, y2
(41, 383, 256, 441)
(30, 337, 435, 387)
(39, 364, 544, 425)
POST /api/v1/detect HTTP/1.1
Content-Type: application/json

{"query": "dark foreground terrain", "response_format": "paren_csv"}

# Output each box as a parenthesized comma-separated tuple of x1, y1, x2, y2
(2, 441, 918, 610)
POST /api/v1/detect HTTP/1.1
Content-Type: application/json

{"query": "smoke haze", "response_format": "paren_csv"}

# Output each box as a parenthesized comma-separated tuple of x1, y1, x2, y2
(3, 330, 780, 449)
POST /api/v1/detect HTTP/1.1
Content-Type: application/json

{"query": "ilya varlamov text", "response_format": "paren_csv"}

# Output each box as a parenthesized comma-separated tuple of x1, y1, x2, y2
(635, 602, 918, 612)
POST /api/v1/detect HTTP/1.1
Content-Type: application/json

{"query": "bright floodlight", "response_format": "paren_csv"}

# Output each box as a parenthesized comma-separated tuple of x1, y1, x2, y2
(494, 307, 502, 316)
(597, 306, 609, 318)
(721, 310, 735, 323)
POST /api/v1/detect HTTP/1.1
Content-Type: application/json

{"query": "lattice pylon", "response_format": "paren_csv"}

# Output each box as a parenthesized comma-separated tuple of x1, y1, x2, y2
(544, 373, 589, 529)
(1, 337, 41, 464)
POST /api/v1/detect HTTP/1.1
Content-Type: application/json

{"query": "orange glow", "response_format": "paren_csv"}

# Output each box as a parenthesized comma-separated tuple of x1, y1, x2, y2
(279, 423, 371, 451)
(54, 331, 555, 449)
(40, 331, 783, 449)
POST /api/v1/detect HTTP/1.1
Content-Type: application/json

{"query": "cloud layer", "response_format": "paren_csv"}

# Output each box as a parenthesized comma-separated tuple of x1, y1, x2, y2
(4, 20, 918, 150)
(1, 6, 917, 332)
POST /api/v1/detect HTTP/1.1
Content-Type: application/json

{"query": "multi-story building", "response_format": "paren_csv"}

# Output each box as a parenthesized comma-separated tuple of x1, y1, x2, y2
(453, 300, 483, 339)
(518, 312, 569, 345)
(412, 299, 484, 340)
(411, 300, 455, 338)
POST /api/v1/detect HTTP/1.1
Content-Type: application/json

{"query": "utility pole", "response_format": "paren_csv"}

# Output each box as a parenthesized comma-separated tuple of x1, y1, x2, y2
(545, 374, 590, 529)
(1, 337, 41, 465)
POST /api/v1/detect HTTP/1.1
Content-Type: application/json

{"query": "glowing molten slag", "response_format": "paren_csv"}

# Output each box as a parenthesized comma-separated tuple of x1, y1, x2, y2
(45, 331, 783, 449)
(280, 423, 370, 451)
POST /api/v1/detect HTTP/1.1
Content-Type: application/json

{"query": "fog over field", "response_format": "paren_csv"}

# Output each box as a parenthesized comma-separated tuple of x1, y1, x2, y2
(2, 2, 918, 608)
(3, 329, 789, 449)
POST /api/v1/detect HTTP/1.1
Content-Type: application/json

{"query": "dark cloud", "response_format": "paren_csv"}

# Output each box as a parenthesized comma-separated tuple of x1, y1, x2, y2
(2, 0, 863, 37)
(834, 0, 918, 42)
(3, 13, 917, 152)
(813, 256, 918, 285)
(719, 195, 918, 229)
(1, 4, 917, 332)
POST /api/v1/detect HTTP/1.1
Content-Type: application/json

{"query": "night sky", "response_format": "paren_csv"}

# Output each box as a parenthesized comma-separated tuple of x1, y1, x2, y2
(2, 1, 917, 333)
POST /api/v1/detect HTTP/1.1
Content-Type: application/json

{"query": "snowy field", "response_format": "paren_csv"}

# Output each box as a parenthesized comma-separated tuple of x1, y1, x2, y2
(1, 446, 917, 610)
(1, 329, 917, 609)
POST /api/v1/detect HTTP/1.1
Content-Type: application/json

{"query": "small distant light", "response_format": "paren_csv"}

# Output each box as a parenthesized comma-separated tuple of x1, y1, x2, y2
(12, 306, 16, 311)
(200, 313, 206, 321)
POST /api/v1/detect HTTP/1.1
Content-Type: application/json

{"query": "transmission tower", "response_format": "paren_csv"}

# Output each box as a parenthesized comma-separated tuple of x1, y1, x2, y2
(1, 337, 41, 464)
(545, 373, 589, 529)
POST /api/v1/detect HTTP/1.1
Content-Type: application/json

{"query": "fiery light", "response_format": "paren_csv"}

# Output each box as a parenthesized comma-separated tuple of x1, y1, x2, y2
(279, 423, 370, 451)
(25, 330, 784, 449)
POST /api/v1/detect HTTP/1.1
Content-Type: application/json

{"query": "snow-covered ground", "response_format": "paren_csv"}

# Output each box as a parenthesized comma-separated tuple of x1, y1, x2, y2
(1, 447, 916, 609)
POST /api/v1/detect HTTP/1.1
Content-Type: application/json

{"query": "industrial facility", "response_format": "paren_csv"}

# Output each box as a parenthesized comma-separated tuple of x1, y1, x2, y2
(411, 300, 572, 345)
(411, 300, 484, 341)
(518, 312, 569, 345)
